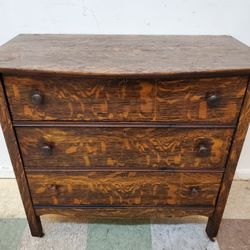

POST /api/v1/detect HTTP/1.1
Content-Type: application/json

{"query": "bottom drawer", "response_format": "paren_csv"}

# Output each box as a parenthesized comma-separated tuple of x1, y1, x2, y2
(26, 171, 222, 207)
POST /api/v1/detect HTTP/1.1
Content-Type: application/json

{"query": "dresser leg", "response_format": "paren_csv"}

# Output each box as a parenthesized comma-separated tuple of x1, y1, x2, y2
(205, 216, 220, 241)
(0, 80, 44, 238)
(28, 215, 44, 237)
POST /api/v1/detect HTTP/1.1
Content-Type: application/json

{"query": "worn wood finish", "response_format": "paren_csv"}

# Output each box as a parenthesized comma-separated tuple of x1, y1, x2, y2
(0, 76, 43, 237)
(206, 80, 250, 240)
(1, 35, 250, 77)
(26, 171, 222, 206)
(4, 75, 247, 124)
(1, 35, 250, 239)
(35, 206, 214, 218)
(16, 127, 233, 169)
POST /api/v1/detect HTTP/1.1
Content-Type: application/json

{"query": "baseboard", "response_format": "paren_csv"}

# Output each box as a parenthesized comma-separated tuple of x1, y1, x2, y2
(235, 169, 250, 180)
(0, 168, 15, 178)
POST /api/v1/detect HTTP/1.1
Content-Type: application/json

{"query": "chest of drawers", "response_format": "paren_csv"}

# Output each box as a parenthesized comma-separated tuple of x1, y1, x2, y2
(0, 35, 249, 240)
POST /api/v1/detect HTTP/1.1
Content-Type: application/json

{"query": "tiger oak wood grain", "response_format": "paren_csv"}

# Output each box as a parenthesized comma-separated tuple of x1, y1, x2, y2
(4, 75, 247, 123)
(16, 127, 233, 169)
(35, 206, 214, 218)
(0, 76, 43, 237)
(1, 35, 250, 239)
(1, 35, 250, 77)
(26, 171, 222, 206)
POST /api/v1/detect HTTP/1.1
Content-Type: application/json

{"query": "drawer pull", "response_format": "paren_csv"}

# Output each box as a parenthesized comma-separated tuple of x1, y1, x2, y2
(196, 143, 210, 157)
(47, 184, 58, 194)
(190, 187, 199, 194)
(31, 91, 43, 105)
(206, 92, 220, 107)
(41, 144, 52, 156)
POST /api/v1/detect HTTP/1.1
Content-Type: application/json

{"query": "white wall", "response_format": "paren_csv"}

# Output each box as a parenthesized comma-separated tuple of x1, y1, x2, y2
(0, 0, 249, 178)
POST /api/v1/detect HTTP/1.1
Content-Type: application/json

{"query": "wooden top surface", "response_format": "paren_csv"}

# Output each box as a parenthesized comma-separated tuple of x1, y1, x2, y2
(0, 34, 250, 77)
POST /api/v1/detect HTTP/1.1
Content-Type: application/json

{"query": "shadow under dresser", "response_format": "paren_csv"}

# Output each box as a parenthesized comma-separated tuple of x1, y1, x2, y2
(0, 34, 249, 240)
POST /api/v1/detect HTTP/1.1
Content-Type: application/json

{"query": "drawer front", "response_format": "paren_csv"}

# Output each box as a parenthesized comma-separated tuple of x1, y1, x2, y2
(16, 127, 233, 169)
(5, 75, 247, 124)
(27, 171, 223, 206)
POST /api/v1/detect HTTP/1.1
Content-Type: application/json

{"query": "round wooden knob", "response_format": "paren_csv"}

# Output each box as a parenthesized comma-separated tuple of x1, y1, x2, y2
(206, 92, 219, 107)
(41, 144, 52, 156)
(31, 92, 43, 105)
(47, 184, 58, 194)
(197, 143, 210, 157)
(190, 187, 199, 194)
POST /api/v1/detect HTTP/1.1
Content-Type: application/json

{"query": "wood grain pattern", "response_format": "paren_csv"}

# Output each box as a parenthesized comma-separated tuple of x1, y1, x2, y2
(4, 75, 247, 124)
(1, 34, 249, 239)
(35, 206, 214, 218)
(0, 35, 250, 77)
(0, 76, 43, 237)
(26, 171, 222, 206)
(206, 79, 250, 239)
(16, 127, 233, 169)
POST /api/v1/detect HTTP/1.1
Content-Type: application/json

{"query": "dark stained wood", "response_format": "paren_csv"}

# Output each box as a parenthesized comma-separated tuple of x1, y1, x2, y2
(4, 75, 247, 124)
(26, 171, 222, 206)
(0, 76, 43, 237)
(0, 35, 250, 77)
(12, 120, 236, 128)
(157, 77, 247, 125)
(16, 127, 233, 169)
(25, 169, 224, 173)
(35, 206, 214, 218)
(206, 79, 250, 239)
(1, 35, 250, 239)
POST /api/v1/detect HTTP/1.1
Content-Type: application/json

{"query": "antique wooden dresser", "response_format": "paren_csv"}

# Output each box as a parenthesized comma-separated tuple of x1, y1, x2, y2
(0, 35, 249, 239)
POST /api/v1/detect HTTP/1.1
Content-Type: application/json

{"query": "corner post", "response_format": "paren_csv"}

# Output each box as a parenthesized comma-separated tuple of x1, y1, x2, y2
(0, 75, 43, 237)
(206, 78, 250, 239)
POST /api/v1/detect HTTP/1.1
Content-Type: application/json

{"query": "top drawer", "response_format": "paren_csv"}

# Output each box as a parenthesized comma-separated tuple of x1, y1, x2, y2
(4, 75, 247, 124)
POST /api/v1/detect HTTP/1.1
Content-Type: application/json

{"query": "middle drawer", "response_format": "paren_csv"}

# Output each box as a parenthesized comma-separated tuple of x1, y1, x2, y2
(16, 127, 233, 169)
